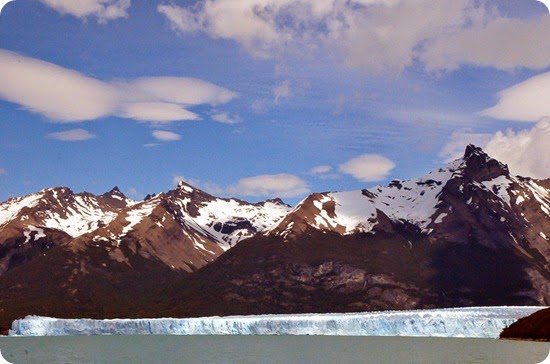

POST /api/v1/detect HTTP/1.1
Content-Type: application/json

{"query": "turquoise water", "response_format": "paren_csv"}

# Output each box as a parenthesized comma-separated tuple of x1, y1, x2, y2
(1, 336, 549, 364)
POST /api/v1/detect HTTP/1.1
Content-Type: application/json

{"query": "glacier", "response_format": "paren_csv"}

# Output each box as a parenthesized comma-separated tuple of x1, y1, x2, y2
(9, 306, 545, 337)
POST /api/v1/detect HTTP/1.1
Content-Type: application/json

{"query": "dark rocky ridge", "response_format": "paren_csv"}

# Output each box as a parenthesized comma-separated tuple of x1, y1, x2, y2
(500, 307, 550, 341)
(155, 218, 540, 319)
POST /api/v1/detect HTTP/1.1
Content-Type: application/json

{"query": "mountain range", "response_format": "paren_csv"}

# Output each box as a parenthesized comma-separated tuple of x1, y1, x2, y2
(0, 145, 548, 332)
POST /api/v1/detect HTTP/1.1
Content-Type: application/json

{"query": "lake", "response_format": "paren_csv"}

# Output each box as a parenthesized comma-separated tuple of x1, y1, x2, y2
(1, 336, 549, 364)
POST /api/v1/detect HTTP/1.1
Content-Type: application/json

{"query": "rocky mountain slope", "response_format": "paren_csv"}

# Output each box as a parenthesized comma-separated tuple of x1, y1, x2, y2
(0, 182, 290, 330)
(0, 182, 290, 274)
(500, 307, 550, 341)
(0, 145, 548, 331)
(0, 186, 132, 275)
(264, 145, 550, 301)
(157, 145, 549, 318)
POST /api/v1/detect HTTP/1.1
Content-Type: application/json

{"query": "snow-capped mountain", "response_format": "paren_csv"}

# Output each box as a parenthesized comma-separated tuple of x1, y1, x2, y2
(0, 181, 291, 331)
(0, 182, 290, 274)
(0, 186, 131, 236)
(155, 145, 549, 318)
(0, 186, 133, 274)
(270, 145, 549, 248)
(268, 145, 550, 281)
(0, 145, 548, 332)
(71, 182, 291, 271)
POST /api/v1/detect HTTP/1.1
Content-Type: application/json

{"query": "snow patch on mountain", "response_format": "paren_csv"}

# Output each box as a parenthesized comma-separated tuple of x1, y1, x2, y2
(526, 180, 550, 216)
(331, 191, 377, 233)
(1, 187, 135, 238)
(42, 202, 119, 238)
(275, 159, 464, 236)
(122, 200, 158, 235)
(361, 162, 459, 229)
(23, 225, 46, 244)
(169, 193, 290, 250)
(272, 146, 550, 241)
(0, 194, 41, 228)
(481, 175, 511, 207)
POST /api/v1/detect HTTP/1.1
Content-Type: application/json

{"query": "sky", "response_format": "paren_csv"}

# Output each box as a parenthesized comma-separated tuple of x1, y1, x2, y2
(0, 0, 549, 206)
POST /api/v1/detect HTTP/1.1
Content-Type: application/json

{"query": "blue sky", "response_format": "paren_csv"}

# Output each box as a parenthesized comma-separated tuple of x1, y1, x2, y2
(0, 0, 549, 205)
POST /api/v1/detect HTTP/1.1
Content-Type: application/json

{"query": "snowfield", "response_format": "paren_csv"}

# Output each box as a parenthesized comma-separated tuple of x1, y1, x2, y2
(9, 306, 545, 337)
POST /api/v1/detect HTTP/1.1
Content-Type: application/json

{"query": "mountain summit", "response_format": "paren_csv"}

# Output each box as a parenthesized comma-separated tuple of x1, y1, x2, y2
(0, 145, 548, 331)
(269, 144, 526, 239)
(158, 145, 549, 317)
(0, 182, 291, 274)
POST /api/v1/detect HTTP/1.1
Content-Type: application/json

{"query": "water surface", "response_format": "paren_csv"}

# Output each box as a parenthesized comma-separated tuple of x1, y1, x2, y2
(1, 336, 549, 364)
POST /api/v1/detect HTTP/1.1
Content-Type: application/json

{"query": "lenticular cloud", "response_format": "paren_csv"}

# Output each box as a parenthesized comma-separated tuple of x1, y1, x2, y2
(339, 154, 395, 182)
(0, 49, 237, 123)
(39, 0, 131, 23)
(481, 71, 550, 122)
(229, 174, 310, 198)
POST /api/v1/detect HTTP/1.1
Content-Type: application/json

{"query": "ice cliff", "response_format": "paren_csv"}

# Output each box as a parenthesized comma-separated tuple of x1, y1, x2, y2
(9, 307, 545, 337)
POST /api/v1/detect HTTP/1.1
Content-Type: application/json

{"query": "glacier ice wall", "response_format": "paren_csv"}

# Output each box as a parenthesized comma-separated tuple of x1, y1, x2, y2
(9, 306, 545, 337)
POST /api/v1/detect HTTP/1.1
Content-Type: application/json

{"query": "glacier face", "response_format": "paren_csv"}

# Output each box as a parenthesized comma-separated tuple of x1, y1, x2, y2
(9, 307, 545, 338)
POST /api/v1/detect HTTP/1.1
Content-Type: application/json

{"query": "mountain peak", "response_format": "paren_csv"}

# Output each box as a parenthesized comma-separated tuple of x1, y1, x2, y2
(176, 180, 196, 193)
(44, 186, 73, 195)
(460, 144, 509, 182)
(263, 198, 290, 207)
(106, 186, 123, 196)
(109, 186, 121, 193)
(102, 186, 128, 201)
(463, 144, 485, 159)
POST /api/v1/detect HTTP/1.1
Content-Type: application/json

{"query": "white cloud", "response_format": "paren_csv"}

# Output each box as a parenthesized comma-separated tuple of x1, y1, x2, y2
(439, 130, 493, 162)
(152, 130, 181, 141)
(0, 49, 237, 123)
(158, 0, 550, 73)
(309, 165, 340, 180)
(310, 165, 332, 174)
(126, 187, 140, 198)
(120, 77, 237, 106)
(158, 4, 204, 34)
(484, 118, 550, 179)
(228, 174, 309, 198)
(121, 102, 199, 123)
(40, 0, 130, 23)
(172, 175, 187, 186)
(339, 154, 395, 182)
(274, 81, 292, 103)
(440, 119, 550, 179)
(423, 16, 550, 71)
(211, 112, 241, 124)
(333, 0, 480, 73)
(158, 2, 283, 58)
(481, 71, 550, 122)
(0, 49, 118, 121)
(198, 181, 226, 196)
(48, 128, 96, 141)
